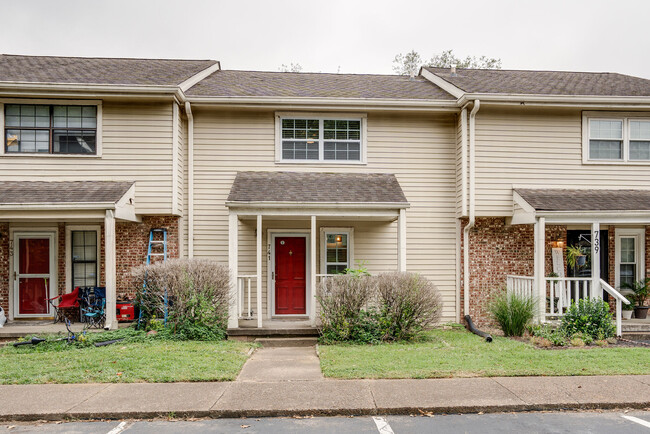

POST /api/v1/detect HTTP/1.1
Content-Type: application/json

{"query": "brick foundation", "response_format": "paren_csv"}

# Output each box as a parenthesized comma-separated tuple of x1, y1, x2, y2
(0, 216, 179, 317)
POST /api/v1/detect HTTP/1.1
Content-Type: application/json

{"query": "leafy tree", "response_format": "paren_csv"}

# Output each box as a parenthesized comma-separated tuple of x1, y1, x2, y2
(279, 63, 303, 73)
(392, 49, 502, 76)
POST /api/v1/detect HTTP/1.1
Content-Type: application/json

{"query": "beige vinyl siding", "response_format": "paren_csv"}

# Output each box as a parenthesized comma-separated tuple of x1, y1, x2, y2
(475, 106, 650, 216)
(175, 103, 185, 216)
(0, 101, 175, 214)
(455, 112, 464, 217)
(191, 109, 458, 321)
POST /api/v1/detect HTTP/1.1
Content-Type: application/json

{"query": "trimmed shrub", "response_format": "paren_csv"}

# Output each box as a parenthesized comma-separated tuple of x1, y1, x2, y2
(489, 291, 535, 337)
(375, 272, 442, 341)
(131, 259, 231, 340)
(317, 274, 379, 343)
(559, 298, 615, 341)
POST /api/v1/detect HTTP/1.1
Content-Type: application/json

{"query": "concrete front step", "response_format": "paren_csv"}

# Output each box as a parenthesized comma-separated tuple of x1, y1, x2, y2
(254, 337, 319, 347)
(228, 327, 319, 339)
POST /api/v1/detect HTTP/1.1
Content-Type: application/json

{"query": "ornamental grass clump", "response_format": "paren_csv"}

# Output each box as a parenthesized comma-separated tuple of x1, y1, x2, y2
(489, 291, 535, 337)
(131, 259, 231, 340)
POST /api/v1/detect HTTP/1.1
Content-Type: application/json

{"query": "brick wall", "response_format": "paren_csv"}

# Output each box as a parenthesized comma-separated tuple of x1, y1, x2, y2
(115, 216, 180, 299)
(0, 224, 8, 314)
(461, 218, 567, 325)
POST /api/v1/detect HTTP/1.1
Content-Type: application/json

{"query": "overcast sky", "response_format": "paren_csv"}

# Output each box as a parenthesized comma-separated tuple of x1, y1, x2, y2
(2, 0, 649, 78)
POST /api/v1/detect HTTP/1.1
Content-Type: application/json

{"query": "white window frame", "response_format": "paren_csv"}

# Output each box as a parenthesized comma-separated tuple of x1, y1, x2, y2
(615, 228, 645, 289)
(582, 112, 650, 165)
(65, 225, 102, 293)
(0, 98, 103, 158)
(275, 112, 367, 164)
(320, 227, 354, 275)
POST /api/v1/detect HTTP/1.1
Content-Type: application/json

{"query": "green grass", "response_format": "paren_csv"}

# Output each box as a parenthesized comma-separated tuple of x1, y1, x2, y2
(0, 335, 253, 384)
(318, 328, 650, 379)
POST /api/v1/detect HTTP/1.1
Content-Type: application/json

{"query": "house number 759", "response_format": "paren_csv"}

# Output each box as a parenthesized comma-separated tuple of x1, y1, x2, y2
(593, 231, 600, 254)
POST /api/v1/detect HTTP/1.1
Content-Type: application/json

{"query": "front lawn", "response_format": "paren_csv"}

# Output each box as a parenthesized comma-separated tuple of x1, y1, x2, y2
(318, 327, 650, 379)
(0, 334, 253, 384)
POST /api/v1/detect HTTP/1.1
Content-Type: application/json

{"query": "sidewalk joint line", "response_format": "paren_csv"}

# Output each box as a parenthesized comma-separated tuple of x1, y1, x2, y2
(490, 378, 530, 405)
(209, 381, 232, 411)
(65, 383, 113, 414)
(367, 380, 379, 414)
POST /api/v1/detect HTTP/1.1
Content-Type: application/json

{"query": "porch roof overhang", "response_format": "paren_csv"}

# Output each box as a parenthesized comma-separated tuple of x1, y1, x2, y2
(226, 171, 409, 220)
(0, 181, 139, 222)
(512, 188, 650, 224)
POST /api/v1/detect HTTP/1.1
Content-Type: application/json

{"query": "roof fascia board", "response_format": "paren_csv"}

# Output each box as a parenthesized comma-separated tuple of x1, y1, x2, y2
(458, 93, 650, 105)
(179, 62, 221, 93)
(0, 81, 180, 93)
(419, 68, 465, 99)
(0, 202, 116, 210)
(226, 201, 410, 209)
(186, 96, 459, 109)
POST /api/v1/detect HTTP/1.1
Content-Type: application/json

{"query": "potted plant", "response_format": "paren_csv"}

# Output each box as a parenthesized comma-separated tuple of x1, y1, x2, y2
(566, 245, 587, 269)
(622, 277, 650, 320)
(622, 299, 635, 320)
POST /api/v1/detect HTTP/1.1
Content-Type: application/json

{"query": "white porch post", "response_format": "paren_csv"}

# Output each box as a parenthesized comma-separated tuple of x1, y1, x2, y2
(534, 217, 546, 322)
(256, 214, 263, 328)
(104, 210, 117, 330)
(228, 211, 239, 329)
(310, 215, 317, 326)
(591, 222, 601, 299)
(398, 208, 407, 272)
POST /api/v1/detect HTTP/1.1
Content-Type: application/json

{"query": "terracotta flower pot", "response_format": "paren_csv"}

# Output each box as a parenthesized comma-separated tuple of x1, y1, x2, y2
(634, 306, 649, 319)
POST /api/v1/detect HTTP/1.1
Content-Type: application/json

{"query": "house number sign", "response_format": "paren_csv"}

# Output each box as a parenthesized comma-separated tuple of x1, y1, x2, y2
(593, 231, 600, 254)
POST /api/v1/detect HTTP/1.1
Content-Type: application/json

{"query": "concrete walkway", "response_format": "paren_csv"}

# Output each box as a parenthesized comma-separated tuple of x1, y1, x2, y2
(0, 375, 648, 421)
(237, 347, 323, 382)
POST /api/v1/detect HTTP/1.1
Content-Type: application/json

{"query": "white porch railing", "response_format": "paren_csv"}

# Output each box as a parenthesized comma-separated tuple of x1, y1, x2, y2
(237, 275, 257, 319)
(507, 275, 631, 336)
(315, 274, 338, 294)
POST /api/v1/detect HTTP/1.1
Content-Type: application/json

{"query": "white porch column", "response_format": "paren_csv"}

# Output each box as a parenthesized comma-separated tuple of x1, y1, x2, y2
(534, 217, 546, 322)
(310, 215, 317, 326)
(591, 222, 601, 299)
(256, 214, 263, 328)
(228, 211, 239, 329)
(398, 208, 407, 272)
(104, 210, 117, 330)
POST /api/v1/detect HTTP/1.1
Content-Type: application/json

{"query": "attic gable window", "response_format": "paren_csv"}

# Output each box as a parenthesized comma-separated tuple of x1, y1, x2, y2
(276, 114, 367, 164)
(4, 104, 97, 155)
(584, 114, 650, 163)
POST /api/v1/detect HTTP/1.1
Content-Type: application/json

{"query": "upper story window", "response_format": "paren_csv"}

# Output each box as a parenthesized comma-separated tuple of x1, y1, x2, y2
(585, 115, 650, 163)
(5, 104, 97, 155)
(276, 114, 366, 164)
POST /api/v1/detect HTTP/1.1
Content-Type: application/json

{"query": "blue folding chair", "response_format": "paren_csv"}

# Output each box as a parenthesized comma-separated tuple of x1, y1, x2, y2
(81, 287, 106, 329)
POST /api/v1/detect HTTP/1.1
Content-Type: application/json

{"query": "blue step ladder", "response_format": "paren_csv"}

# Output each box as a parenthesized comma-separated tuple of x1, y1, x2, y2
(138, 229, 168, 328)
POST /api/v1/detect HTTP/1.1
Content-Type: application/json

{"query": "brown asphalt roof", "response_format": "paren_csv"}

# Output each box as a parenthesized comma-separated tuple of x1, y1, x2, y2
(0, 181, 134, 204)
(185, 70, 454, 100)
(227, 172, 408, 204)
(0, 54, 217, 86)
(425, 67, 650, 96)
(515, 189, 650, 211)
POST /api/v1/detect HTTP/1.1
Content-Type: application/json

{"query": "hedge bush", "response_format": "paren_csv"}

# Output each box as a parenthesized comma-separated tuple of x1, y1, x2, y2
(489, 291, 535, 337)
(559, 298, 615, 341)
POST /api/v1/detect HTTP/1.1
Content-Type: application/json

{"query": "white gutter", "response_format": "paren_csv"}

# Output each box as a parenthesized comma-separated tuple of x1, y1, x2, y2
(457, 93, 650, 106)
(463, 99, 480, 317)
(185, 101, 194, 258)
(225, 201, 410, 209)
(186, 96, 459, 109)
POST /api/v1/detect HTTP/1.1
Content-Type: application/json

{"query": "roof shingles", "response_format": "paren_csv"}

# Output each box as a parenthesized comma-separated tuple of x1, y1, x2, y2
(227, 172, 408, 204)
(186, 70, 454, 100)
(0, 181, 134, 204)
(425, 67, 650, 96)
(515, 189, 650, 211)
(0, 54, 217, 86)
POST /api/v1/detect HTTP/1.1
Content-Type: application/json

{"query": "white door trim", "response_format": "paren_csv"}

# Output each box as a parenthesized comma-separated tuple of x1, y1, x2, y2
(267, 230, 310, 318)
(615, 228, 645, 289)
(12, 230, 58, 318)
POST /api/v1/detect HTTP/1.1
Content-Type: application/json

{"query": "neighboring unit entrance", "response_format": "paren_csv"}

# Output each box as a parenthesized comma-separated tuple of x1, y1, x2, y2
(274, 236, 307, 315)
(13, 232, 56, 317)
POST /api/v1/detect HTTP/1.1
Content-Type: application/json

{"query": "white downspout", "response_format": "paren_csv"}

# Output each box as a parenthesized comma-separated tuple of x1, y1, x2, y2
(185, 102, 194, 258)
(463, 100, 480, 316)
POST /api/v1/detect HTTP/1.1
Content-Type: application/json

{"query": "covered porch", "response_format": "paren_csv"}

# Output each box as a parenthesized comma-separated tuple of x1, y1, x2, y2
(507, 188, 650, 336)
(225, 171, 409, 329)
(0, 181, 138, 329)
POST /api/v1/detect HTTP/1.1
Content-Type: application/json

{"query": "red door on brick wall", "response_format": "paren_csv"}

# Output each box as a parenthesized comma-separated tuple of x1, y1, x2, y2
(274, 237, 306, 315)
(17, 238, 51, 315)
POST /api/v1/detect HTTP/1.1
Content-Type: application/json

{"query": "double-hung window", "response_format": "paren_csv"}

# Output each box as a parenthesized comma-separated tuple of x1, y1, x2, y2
(71, 230, 98, 288)
(322, 229, 353, 275)
(585, 114, 650, 163)
(277, 114, 366, 163)
(4, 104, 98, 155)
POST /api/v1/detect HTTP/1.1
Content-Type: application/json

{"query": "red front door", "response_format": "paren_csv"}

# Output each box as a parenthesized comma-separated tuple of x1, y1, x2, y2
(17, 238, 51, 315)
(275, 236, 306, 315)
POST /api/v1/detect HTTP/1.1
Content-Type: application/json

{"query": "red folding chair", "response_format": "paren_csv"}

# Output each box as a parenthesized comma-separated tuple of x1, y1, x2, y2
(47, 287, 81, 324)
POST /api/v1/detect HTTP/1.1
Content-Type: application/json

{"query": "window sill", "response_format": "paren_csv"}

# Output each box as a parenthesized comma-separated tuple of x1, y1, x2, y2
(0, 153, 102, 159)
(275, 160, 367, 166)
